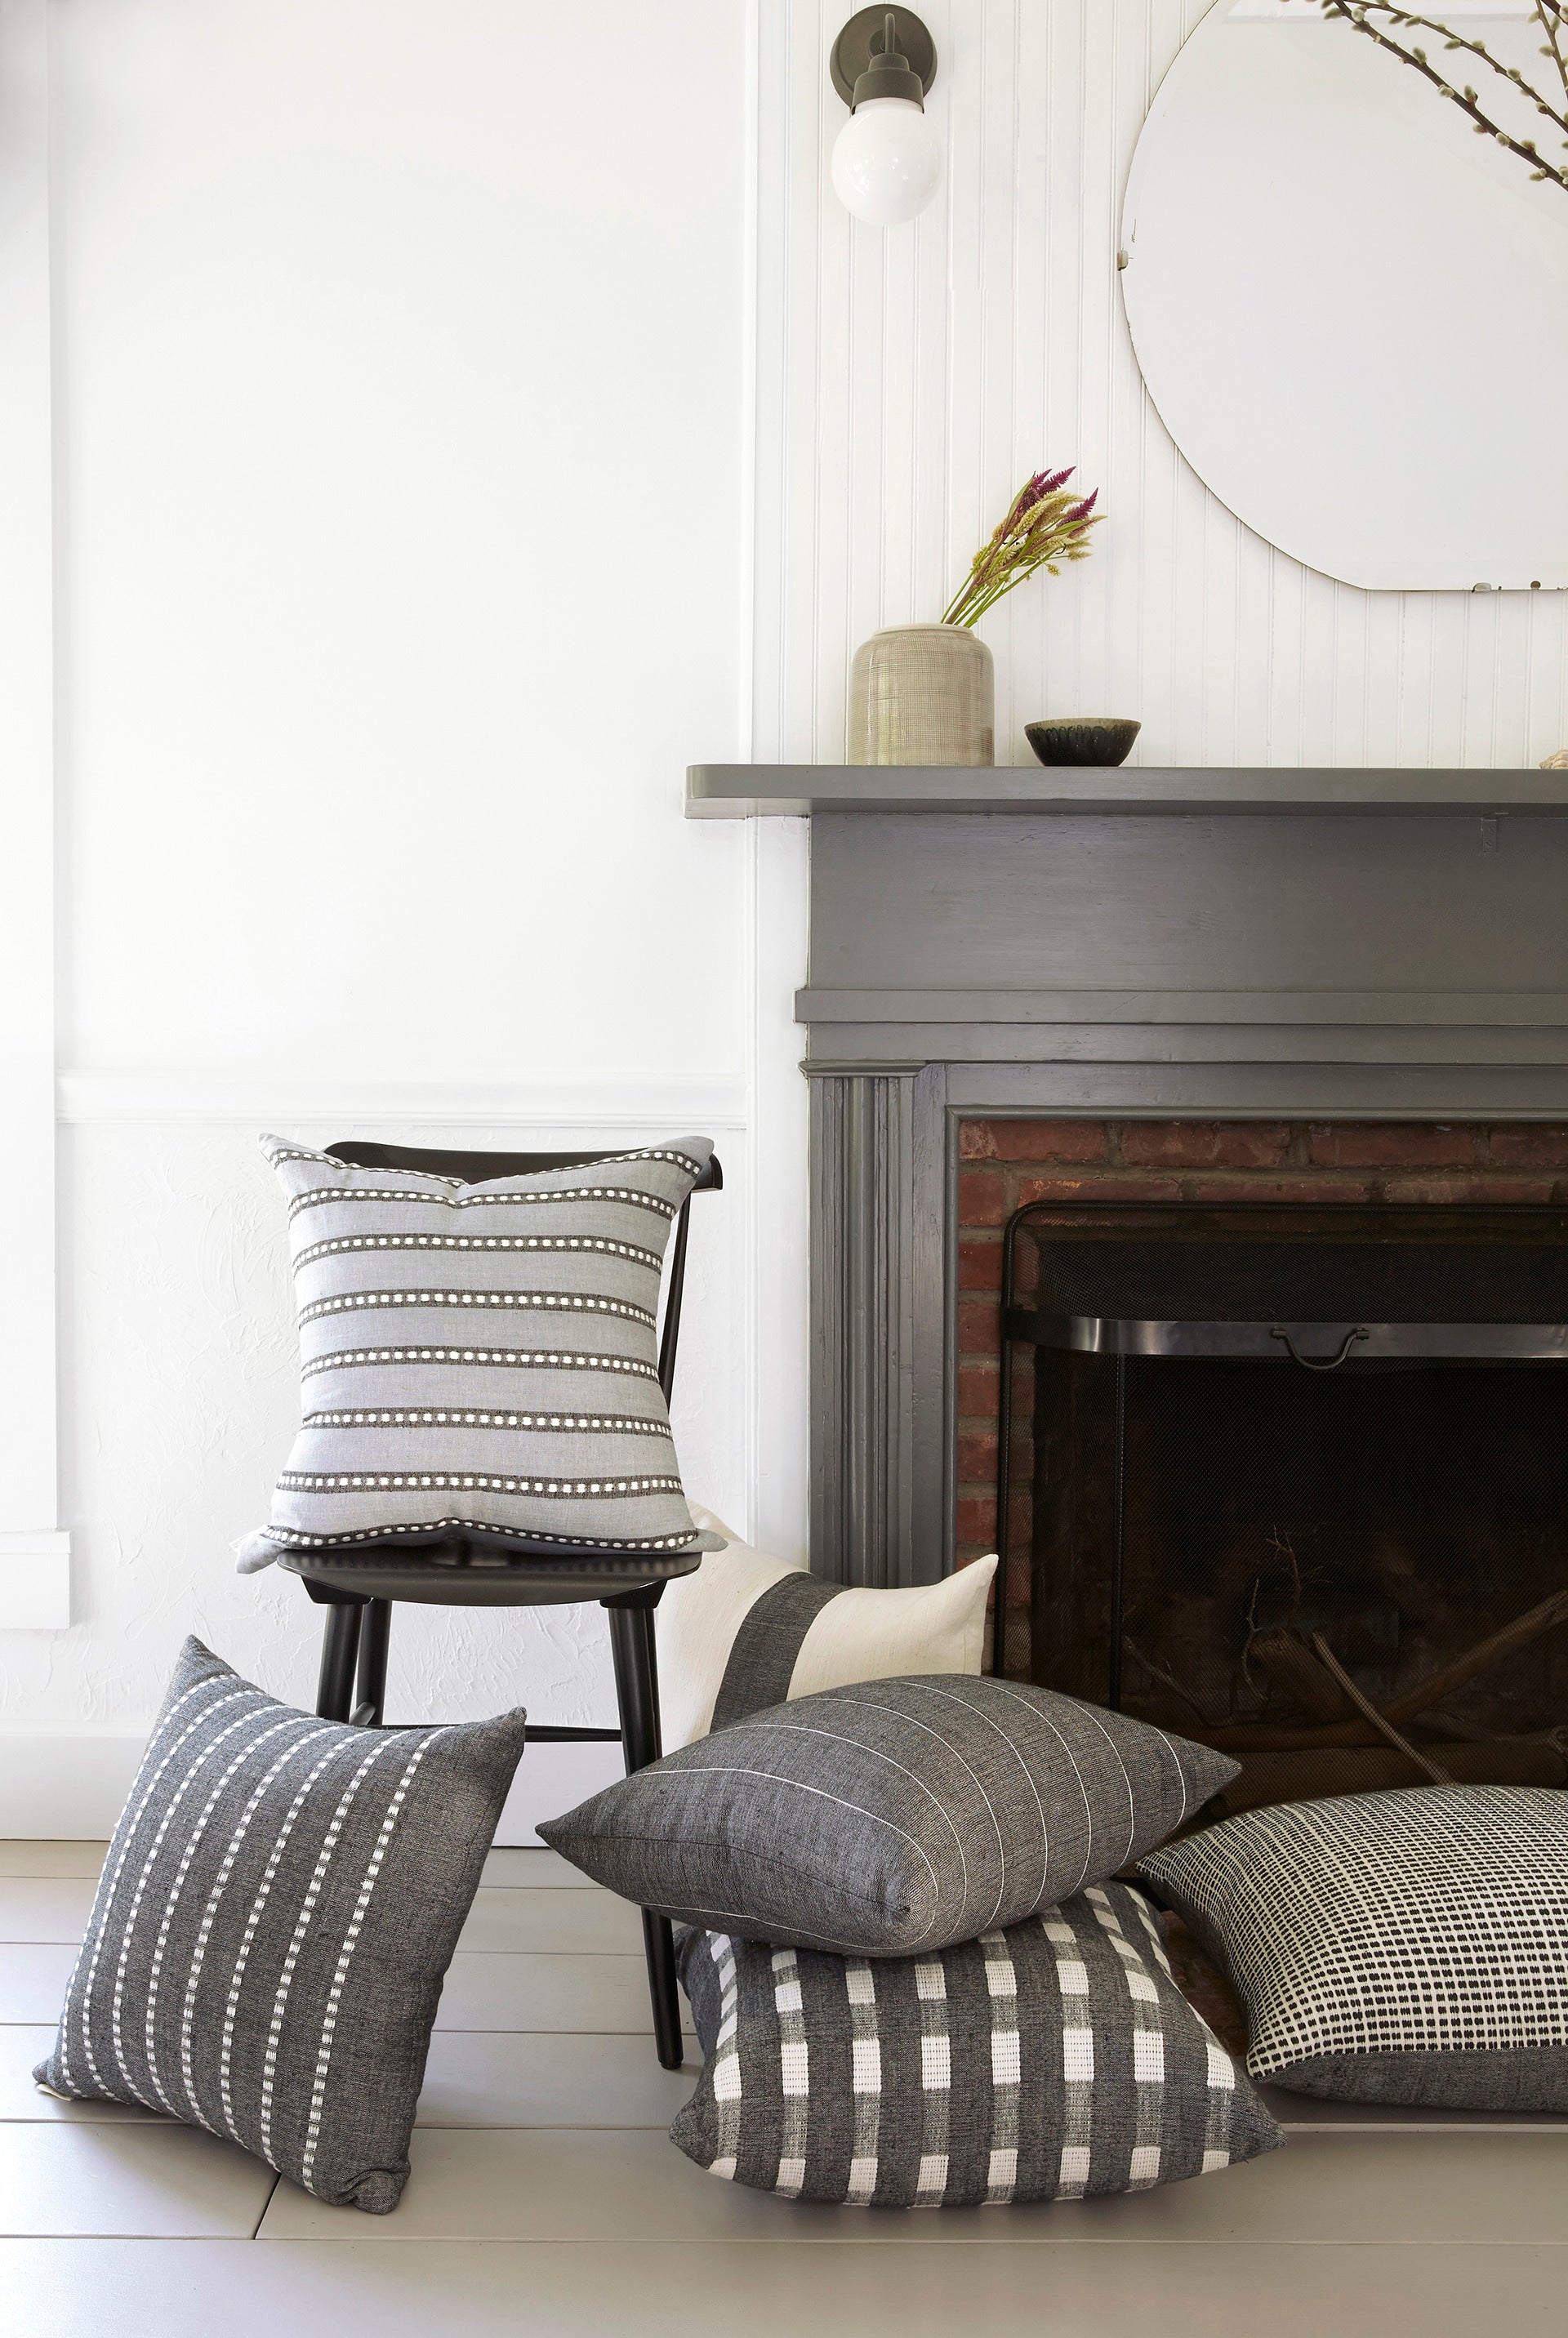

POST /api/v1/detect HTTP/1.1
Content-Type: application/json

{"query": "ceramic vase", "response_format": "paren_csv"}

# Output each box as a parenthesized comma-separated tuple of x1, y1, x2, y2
(846, 624, 995, 767)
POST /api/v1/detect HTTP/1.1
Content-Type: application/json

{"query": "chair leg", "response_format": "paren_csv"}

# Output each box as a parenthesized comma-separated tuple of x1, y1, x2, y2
(316, 1601, 363, 1721)
(608, 1601, 683, 2071)
(352, 1599, 393, 1726)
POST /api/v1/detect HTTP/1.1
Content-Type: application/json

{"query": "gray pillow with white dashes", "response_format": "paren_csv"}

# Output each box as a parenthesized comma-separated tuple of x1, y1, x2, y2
(238, 1133, 723, 1571)
(34, 1637, 526, 2211)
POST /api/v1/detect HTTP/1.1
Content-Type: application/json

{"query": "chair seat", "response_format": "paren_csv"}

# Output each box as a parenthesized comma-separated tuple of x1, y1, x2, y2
(278, 1538, 703, 1608)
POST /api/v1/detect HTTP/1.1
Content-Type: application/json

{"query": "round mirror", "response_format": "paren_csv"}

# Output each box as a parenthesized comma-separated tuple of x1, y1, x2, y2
(1120, 1, 1568, 590)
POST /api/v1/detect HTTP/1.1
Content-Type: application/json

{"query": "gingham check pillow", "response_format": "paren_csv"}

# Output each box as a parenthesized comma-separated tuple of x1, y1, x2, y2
(672, 1882, 1282, 2206)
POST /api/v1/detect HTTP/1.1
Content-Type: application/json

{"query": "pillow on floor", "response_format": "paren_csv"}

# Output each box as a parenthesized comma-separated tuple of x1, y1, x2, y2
(237, 1134, 724, 1571)
(1137, 1786, 1568, 2110)
(656, 1507, 996, 1748)
(541, 1676, 1237, 1956)
(33, 1637, 526, 2212)
(672, 1882, 1283, 2205)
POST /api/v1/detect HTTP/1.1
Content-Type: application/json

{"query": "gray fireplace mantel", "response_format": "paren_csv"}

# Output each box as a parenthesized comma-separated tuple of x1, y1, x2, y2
(687, 763, 1568, 820)
(687, 764, 1568, 1592)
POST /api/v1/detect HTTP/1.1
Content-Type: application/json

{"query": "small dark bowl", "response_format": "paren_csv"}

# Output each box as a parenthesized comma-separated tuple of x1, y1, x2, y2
(1025, 717, 1142, 768)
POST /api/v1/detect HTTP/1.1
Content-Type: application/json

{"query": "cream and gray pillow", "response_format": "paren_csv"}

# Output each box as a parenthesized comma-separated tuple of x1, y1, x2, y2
(657, 1508, 996, 1747)
(239, 1135, 722, 1570)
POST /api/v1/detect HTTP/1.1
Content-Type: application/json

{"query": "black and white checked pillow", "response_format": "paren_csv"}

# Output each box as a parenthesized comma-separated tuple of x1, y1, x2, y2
(672, 1882, 1282, 2206)
(238, 1133, 723, 1570)
(1138, 1787, 1568, 2110)
(541, 1676, 1239, 1957)
(34, 1637, 527, 2211)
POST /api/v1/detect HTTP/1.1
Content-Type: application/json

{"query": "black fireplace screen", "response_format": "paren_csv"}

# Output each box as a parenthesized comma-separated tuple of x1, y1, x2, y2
(994, 1205, 1568, 1821)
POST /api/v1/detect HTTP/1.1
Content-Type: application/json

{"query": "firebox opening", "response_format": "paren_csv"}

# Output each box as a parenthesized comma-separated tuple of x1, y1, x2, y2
(995, 1196, 1568, 1824)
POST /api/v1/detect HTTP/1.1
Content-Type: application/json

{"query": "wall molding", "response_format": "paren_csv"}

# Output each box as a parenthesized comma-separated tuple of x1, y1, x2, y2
(0, 1722, 617, 1844)
(56, 1071, 750, 1131)
(0, 1532, 70, 1630)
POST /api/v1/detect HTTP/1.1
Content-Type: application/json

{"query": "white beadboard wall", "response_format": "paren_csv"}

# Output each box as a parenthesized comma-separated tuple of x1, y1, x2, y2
(750, 0, 1568, 767)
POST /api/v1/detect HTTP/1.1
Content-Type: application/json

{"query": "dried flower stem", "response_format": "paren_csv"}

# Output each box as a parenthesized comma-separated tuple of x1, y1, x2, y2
(941, 467, 1103, 629)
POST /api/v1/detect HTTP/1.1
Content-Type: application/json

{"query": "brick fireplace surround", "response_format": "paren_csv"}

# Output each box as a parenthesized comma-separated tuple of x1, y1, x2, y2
(954, 1119, 1568, 1607)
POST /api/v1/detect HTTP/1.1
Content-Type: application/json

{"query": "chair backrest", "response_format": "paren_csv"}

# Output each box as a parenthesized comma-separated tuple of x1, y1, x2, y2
(325, 1140, 722, 1403)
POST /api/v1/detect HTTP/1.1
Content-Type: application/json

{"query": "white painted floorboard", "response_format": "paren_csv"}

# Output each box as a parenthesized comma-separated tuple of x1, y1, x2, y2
(3, 1843, 1566, 2336)
(3, 2239, 1566, 2338)
(256, 2123, 1568, 2246)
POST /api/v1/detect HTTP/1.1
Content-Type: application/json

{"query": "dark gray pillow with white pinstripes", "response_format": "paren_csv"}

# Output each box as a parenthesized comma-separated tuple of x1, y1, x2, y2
(237, 1133, 723, 1572)
(671, 1884, 1282, 2206)
(33, 1637, 526, 2213)
(540, 1676, 1238, 1957)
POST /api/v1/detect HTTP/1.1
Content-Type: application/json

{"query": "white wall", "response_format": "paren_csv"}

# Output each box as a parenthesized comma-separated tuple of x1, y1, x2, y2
(5, 0, 1566, 1833)
(0, 0, 771, 1832)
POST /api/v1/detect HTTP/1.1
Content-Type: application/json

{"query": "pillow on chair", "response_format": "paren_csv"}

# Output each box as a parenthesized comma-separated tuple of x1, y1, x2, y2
(34, 1637, 526, 2212)
(238, 1134, 724, 1571)
(655, 1507, 996, 1748)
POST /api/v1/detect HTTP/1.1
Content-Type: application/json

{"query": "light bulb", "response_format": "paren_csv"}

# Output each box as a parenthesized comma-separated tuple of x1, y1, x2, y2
(831, 94, 941, 227)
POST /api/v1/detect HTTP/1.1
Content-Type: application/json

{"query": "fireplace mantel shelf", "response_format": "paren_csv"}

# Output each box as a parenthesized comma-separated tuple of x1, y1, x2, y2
(686, 764, 1568, 818)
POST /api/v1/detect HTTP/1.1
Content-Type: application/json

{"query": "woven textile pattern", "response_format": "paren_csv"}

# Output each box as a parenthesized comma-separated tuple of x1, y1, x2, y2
(34, 1639, 527, 2211)
(541, 1675, 1238, 1956)
(239, 1134, 719, 1570)
(1138, 1787, 1568, 2109)
(673, 1882, 1282, 2205)
(656, 1509, 996, 1749)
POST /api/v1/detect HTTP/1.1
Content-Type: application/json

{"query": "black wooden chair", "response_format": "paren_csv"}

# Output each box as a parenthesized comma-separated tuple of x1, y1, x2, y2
(280, 1138, 722, 2071)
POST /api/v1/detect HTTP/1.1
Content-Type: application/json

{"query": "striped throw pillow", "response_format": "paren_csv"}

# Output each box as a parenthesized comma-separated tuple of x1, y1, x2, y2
(657, 1508, 996, 1748)
(672, 1884, 1283, 2205)
(238, 1133, 723, 1570)
(34, 1637, 527, 2211)
(541, 1676, 1240, 1957)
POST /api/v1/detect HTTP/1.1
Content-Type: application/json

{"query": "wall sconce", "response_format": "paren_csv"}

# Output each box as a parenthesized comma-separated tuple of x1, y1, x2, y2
(830, 8, 939, 228)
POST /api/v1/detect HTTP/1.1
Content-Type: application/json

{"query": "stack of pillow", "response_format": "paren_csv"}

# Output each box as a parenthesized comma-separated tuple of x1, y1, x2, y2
(576, 1514, 1568, 2152)
(543, 1520, 1285, 2207)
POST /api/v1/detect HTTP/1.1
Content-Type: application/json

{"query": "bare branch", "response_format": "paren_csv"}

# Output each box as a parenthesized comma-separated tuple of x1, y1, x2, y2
(1312, 1, 1568, 197)
(1538, 0, 1568, 112)
(1353, 2, 1568, 140)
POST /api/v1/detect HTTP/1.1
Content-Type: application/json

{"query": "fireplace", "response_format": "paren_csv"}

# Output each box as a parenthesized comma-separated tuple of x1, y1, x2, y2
(690, 759, 1568, 1626)
(969, 1121, 1568, 1819)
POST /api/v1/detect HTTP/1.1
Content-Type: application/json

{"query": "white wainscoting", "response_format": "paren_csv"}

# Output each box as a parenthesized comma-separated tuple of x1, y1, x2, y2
(0, 1725, 626, 1848)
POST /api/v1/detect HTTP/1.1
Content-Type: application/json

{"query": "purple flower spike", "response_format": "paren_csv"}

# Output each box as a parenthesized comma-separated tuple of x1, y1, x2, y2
(939, 462, 1101, 626)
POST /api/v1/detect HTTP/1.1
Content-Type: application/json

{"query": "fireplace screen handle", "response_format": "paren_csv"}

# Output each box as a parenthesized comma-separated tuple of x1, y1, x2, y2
(1269, 1324, 1370, 1371)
